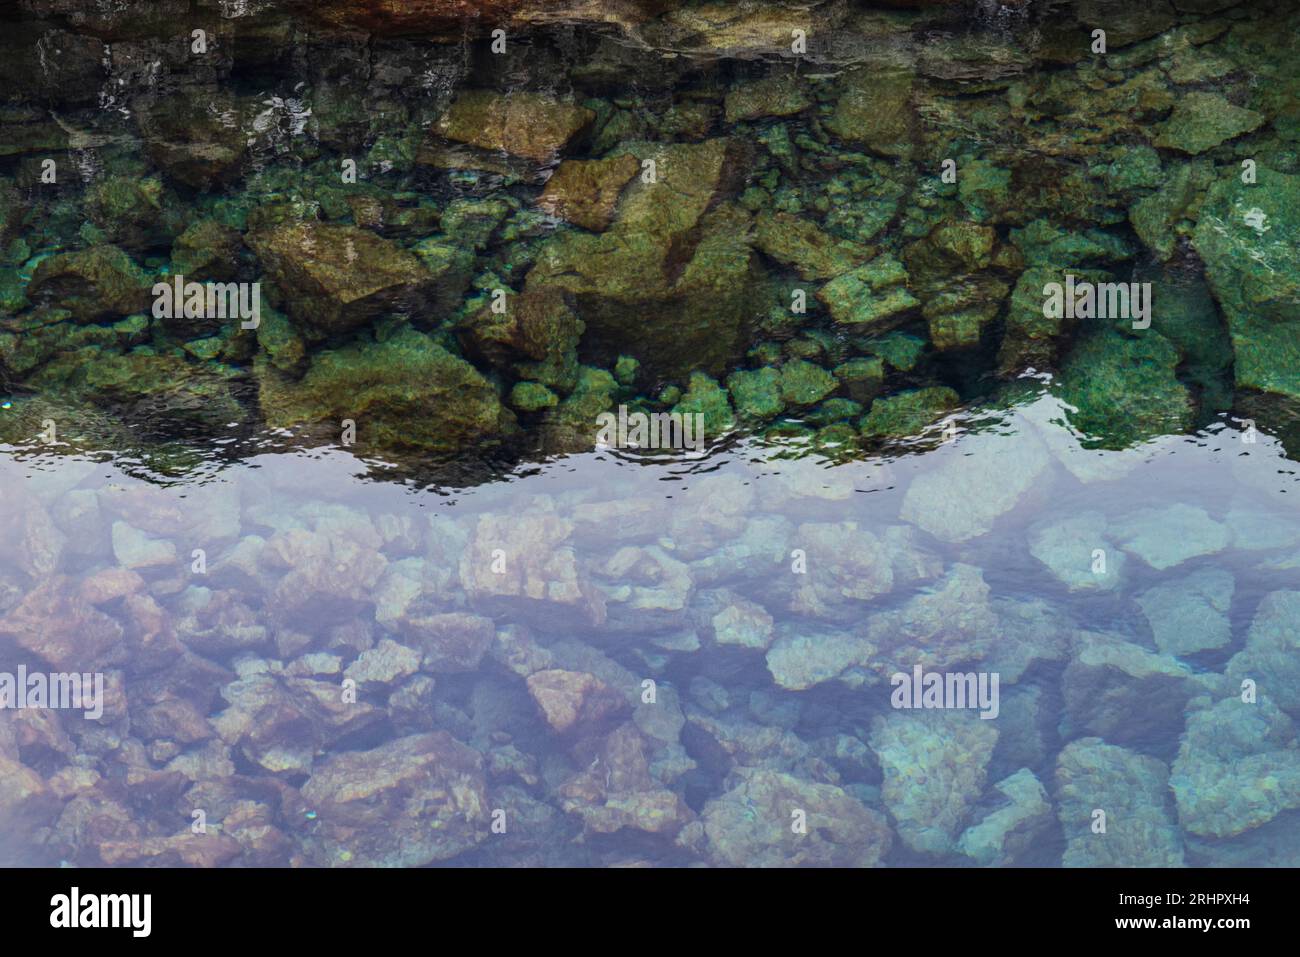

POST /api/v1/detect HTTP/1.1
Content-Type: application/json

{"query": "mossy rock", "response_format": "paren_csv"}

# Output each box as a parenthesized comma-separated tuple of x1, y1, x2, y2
(258, 327, 516, 455)
(860, 387, 959, 438)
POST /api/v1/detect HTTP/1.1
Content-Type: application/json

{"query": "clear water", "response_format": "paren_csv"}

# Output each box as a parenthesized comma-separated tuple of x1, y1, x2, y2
(2, 0, 1299, 868)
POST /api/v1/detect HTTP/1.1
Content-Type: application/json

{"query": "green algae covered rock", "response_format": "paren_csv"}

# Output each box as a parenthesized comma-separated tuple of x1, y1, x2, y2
(171, 219, 245, 282)
(1053, 328, 1193, 449)
(458, 286, 584, 394)
(672, 371, 734, 435)
(1129, 160, 1215, 260)
(864, 332, 926, 372)
(753, 210, 873, 280)
(860, 386, 958, 439)
(833, 357, 885, 403)
(542, 365, 618, 453)
(1152, 91, 1266, 155)
(825, 67, 914, 159)
(509, 381, 558, 412)
(537, 154, 640, 232)
(248, 222, 437, 340)
(724, 74, 810, 124)
(528, 139, 757, 379)
(726, 366, 784, 420)
(778, 358, 835, 408)
(85, 175, 175, 253)
(817, 254, 919, 331)
(26, 245, 152, 322)
(258, 327, 515, 455)
(1, 311, 148, 377)
(997, 265, 1108, 376)
(1193, 168, 1300, 407)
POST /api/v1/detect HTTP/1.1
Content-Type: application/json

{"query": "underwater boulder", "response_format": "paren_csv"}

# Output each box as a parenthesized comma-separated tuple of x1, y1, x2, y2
(1055, 737, 1184, 866)
(1193, 168, 1300, 413)
(25, 245, 152, 322)
(458, 505, 606, 631)
(248, 222, 438, 340)
(956, 768, 1055, 867)
(527, 138, 758, 380)
(870, 709, 998, 856)
(537, 153, 640, 232)
(1171, 695, 1300, 839)
(258, 327, 515, 456)
(300, 732, 488, 867)
(435, 90, 594, 163)
(701, 767, 892, 867)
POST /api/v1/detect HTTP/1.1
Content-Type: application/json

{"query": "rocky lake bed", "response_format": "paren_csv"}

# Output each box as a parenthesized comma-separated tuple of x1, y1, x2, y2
(0, 0, 1299, 868)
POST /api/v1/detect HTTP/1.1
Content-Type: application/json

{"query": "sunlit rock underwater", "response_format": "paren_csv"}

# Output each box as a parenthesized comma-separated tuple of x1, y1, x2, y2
(0, 0, 1298, 869)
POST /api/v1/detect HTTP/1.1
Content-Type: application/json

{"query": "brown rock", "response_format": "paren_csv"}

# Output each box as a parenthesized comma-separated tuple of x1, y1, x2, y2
(435, 90, 594, 163)
(98, 833, 243, 867)
(526, 668, 626, 733)
(538, 154, 640, 232)
(0, 577, 124, 669)
(300, 732, 488, 867)
(247, 222, 436, 339)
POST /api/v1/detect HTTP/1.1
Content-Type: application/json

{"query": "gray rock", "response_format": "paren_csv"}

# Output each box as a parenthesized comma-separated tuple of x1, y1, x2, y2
(1135, 568, 1234, 656)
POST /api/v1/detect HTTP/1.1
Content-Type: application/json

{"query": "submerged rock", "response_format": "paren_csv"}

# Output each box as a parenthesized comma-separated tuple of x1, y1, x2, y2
(701, 768, 892, 867)
(300, 732, 488, 867)
(825, 67, 915, 159)
(1054, 329, 1193, 449)
(864, 563, 1000, 678)
(1028, 511, 1125, 591)
(528, 138, 757, 379)
(556, 722, 690, 837)
(248, 222, 438, 339)
(1226, 591, 1300, 713)
(870, 710, 998, 856)
(1171, 696, 1300, 839)
(956, 768, 1054, 867)
(1055, 737, 1183, 867)
(1152, 91, 1266, 154)
(26, 246, 151, 322)
(459, 507, 605, 631)
(1112, 503, 1229, 570)
(258, 328, 516, 455)
(900, 428, 1051, 542)
(537, 154, 640, 232)
(1193, 168, 1300, 409)
(1061, 632, 1203, 745)
(526, 669, 627, 734)
(1135, 568, 1234, 656)
(816, 255, 919, 331)
(436, 90, 594, 163)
